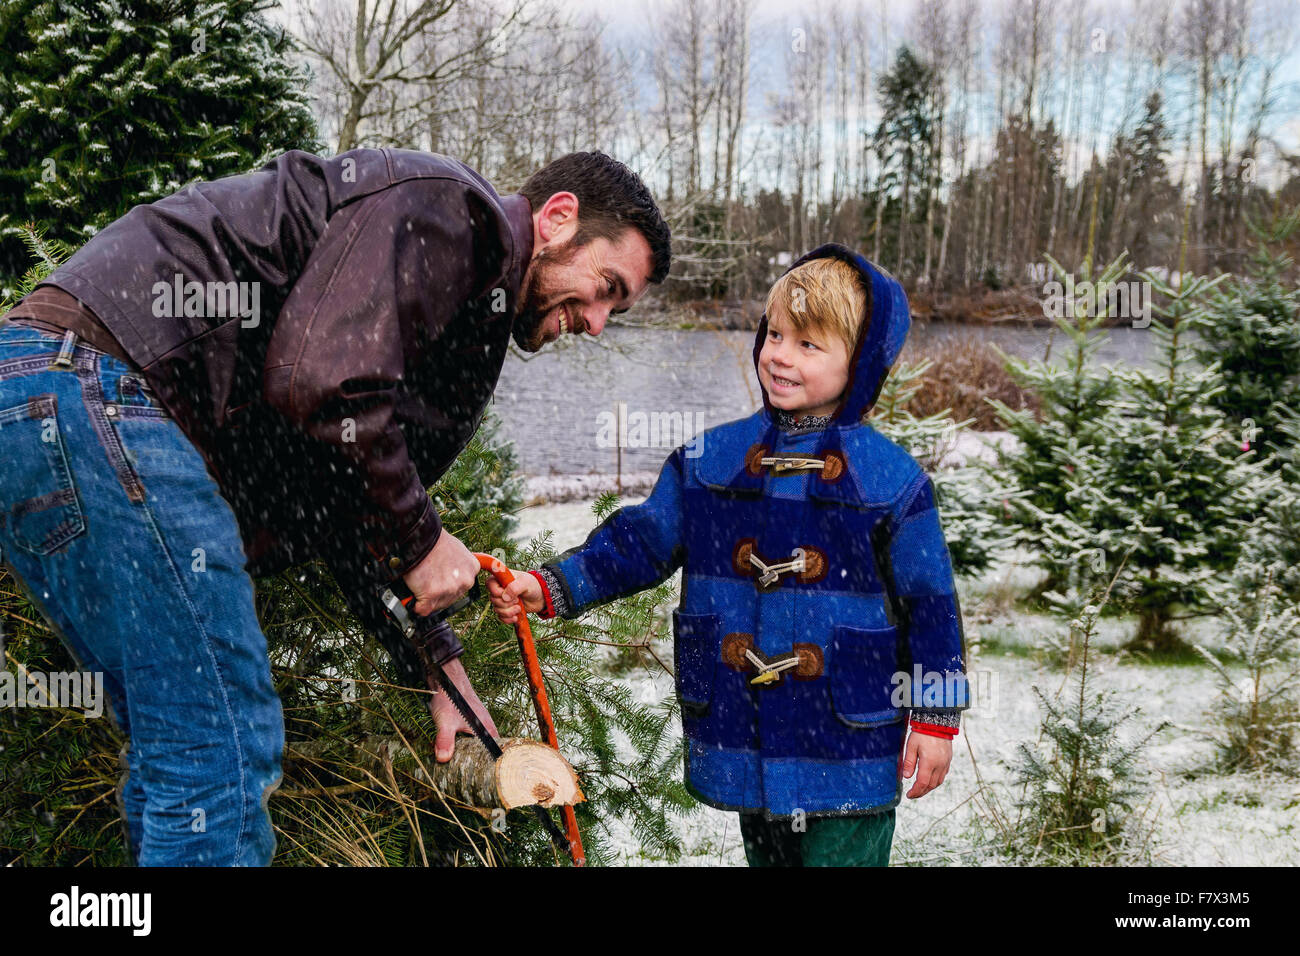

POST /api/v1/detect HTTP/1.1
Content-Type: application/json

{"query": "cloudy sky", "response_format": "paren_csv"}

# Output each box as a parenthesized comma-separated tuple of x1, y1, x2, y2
(275, 0, 1300, 186)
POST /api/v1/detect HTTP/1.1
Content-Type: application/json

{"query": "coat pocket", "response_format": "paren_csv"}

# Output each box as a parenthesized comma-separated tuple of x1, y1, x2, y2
(0, 394, 86, 556)
(672, 610, 721, 718)
(829, 624, 905, 728)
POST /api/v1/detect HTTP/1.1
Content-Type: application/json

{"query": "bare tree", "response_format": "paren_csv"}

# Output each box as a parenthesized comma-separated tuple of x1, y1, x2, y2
(910, 0, 952, 287)
(292, 0, 541, 153)
(938, 0, 978, 285)
(1183, 0, 1228, 271)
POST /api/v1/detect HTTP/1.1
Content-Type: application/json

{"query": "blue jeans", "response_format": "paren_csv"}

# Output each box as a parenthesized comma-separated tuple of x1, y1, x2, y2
(0, 320, 283, 865)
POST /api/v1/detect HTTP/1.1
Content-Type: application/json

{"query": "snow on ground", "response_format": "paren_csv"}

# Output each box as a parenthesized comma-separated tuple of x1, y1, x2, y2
(505, 456, 1299, 867)
(522, 472, 660, 506)
(935, 429, 1021, 470)
(887, 600, 1300, 867)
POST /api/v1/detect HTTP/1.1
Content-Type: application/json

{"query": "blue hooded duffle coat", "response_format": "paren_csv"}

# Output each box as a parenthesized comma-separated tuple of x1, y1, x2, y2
(542, 244, 969, 818)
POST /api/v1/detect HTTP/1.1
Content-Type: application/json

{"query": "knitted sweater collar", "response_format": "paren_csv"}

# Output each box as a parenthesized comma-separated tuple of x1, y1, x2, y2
(774, 408, 833, 432)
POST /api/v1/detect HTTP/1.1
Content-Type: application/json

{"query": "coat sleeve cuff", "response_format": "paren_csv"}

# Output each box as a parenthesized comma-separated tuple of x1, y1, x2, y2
(415, 619, 465, 667)
(536, 564, 577, 618)
(909, 719, 959, 739)
(377, 496, 443, 577)
(527, 570, 557, 619)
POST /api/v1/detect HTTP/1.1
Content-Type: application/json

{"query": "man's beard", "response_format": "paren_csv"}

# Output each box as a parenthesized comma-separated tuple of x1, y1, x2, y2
(511, 239, 581, 352)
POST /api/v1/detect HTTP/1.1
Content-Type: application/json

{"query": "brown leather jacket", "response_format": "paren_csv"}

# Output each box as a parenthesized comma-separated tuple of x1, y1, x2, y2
(22, 148, 535, 667)
(38, 147, 532, 572)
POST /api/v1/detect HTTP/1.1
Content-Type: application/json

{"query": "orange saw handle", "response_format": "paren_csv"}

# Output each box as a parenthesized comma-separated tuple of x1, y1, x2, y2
(474, 553, 585, 867)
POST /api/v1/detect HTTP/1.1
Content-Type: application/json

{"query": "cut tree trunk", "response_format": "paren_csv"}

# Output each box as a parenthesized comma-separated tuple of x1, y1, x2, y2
(361, 736, 585, 810)
(420, 737, 585, 811)
(289, 736, 584, 810)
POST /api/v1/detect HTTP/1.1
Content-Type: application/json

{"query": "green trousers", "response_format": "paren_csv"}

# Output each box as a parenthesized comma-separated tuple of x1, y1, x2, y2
(739, 809, 896, 867)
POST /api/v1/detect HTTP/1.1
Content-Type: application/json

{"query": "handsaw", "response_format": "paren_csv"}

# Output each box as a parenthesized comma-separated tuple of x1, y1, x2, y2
(376, 578, 577, 862)
(472, 553, 586, 866)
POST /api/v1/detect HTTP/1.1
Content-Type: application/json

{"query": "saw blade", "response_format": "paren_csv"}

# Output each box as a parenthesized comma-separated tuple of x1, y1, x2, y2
(379, 585, 573, 857)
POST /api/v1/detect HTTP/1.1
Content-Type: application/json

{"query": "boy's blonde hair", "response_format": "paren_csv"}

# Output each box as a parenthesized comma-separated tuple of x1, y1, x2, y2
(764, 256, 867, 357)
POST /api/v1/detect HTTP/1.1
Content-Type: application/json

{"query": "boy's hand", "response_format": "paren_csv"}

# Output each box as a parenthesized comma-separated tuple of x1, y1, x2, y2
(899, 730, 953, 799)
(486, 569, 545, 624)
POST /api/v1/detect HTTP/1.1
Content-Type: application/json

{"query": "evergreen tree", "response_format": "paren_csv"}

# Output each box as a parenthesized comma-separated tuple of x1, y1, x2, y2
(870, 355, 1018, 577)
(985, 252, 1130, 600)
(955, 116, 1065, 283)
(1231, 405, 1300, 604)
(869, 46, 939, 275)
(0, 0, 320, 285)
(1009, 598, 1168, 864)
(1189, 206, 1300, 462)
(1196, 559, 1300, 774)
(1089, 270, 1279, 651)
(1100, 92, 1180, 269)
(0, 222, 75, 312)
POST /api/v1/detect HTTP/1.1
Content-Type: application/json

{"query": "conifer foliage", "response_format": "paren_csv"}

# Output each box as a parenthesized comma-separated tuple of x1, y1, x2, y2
(1196, 561, 1300, 774)
(1239, 407, 1300, 603)
(0, 0, 320, 282)
(989, 248, 1282, 651)
(985, 252, 1128, 598)
(870, 355, 1016, 577)
(1009, 598, 1168, 865)
(1189, 208, 1300, 471)
(1089, 269, 1275, 651)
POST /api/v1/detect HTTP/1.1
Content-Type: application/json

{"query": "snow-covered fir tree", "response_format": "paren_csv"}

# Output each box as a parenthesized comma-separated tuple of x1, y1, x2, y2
(870, 354, 1017, 577)
(1189, 208, 1300, 465)
(1196, 557, 1300, 773)
(1229, 405, 1300, 604)
(1089, 269, 1280, 651)
(1010, 600, 1168, 864)
(985, 252, 1130, 599)
(0, 0, 320, 283)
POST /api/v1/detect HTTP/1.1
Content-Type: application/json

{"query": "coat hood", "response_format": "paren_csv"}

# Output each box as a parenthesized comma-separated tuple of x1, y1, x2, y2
(752, 243, 911, 428)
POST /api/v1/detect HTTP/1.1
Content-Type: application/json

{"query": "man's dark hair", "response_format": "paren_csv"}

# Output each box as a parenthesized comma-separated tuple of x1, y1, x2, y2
(520, 151, 672, 284)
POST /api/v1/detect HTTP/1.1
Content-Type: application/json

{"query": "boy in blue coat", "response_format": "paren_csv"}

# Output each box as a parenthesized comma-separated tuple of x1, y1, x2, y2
(489, 244, 968, 865)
